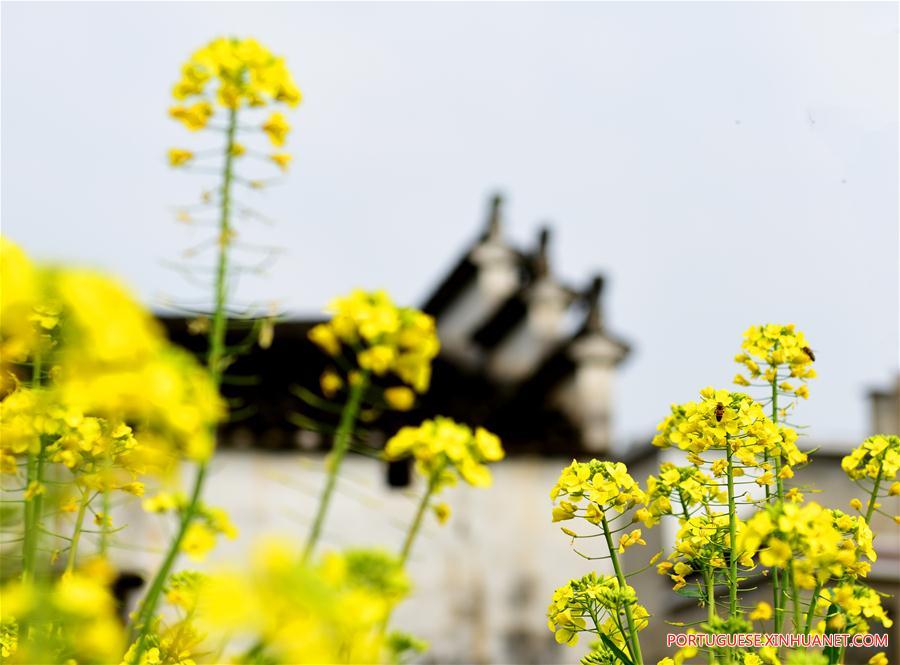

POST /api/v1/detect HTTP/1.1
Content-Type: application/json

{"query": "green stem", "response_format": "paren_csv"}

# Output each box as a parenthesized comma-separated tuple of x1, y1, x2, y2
(130, 465, 208, 646)
(769, 377, 786, 634)
(863, 457, 884, 525)
(65, 487, 92, 575)
(804, 581, 822, 635)
(380, 468, 440, 639)
(21, 352, 43, 583)
(99, 450, 112, 556)
(678, 488, 720, 652)
(601, 514, 643, 665)
(770, 378, 784, 498)
(704, 567, 717, 665)
(791, 568, 801, 632)
(21, 444, 45, 583)
(207, 110, 238, 385)
(128, 106, 238, 662)
(725, 441, 738, 620)
(302, 374, 368, 563)
(400, 471, 438, 565)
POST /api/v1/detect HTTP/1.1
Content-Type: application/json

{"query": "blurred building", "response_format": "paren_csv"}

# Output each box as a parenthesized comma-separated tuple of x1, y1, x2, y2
(130, 196, 898, 664)
(162, 194, 630, 461)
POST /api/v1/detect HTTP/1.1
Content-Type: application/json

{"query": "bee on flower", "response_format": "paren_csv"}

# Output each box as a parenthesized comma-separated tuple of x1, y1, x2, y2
(733, 324, 817, 400)
(652, 388, 798, 475)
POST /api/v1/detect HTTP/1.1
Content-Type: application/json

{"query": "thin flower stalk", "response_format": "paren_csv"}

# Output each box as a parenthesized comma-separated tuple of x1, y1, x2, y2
(303, 374, 369, 563)
(21, 353, 44, 583)
(601, 514, 644, 665)
(399, 464, 441, 565)
(129, 105, 239, 659)
(65, 487, 93, 575)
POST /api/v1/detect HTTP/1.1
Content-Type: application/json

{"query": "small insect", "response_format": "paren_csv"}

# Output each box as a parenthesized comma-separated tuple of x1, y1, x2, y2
(715, 402, 725, 422)
(802, 346, 816, 362)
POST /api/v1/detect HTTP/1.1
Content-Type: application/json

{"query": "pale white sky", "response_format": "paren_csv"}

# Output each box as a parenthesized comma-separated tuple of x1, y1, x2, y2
(2, 2, 897, 447)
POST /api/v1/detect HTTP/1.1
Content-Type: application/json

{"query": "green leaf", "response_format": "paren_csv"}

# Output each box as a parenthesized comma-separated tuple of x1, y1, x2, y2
(597, 633, 635, 665)
(674, 583, 704, 599)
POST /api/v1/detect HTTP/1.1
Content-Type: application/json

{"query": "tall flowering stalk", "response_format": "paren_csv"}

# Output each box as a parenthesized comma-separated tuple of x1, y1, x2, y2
(377, 417, 503, 639)
(642, 464, 723, 662)
(302, 289, 439, 562)
(128, 37, 301, 660)
(735, 323, 816, 630)
(550, 460, 648, 665)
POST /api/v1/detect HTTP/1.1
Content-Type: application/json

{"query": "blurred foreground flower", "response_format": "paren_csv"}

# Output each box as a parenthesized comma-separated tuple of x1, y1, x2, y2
(195, 539, 420, 664)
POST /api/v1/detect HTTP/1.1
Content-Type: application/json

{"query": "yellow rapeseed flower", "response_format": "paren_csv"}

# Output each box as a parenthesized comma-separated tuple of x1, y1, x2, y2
(433, 502, 451, 524)
(749, 601, 773, 621)
(309, 289, 440, 394)
(167, 148, 194, 167)
(270, 152, 292, 172)
(384, 417, 504, 489)
(383, 386, 415, 411)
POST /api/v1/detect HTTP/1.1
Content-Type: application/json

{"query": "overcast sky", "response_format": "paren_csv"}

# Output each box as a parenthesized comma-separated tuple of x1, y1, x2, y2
(2, 2, 897, 447)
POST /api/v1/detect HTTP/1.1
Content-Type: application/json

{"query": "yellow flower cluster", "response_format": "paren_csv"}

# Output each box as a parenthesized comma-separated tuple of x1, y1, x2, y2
(384, 417, 504, 489)
(0, 563, 125, 664)
(734, 324, 816, 399)
(0, 389, 152, 505)
(121, 617, 203, 665)
(816, 582, 893, 633)
(551, 460, 646, 526)
(0, 239, 225, 463)
(652, 388, 804, 474)
(168, 37, 301, 172)
(120, 572, 208, 665)
(547, 573, 648, 648)
(639, 463, 722, 527)
(0, 238, 44, 368)
(737, 502, 874, 589)
(197, 540, 411, 664)
(842, 434, 899, 482)
(658, 513, 738, 590)
(309, 290, 440, 400)
(58, 345, 224, 463)
(172, 37, 301, 111)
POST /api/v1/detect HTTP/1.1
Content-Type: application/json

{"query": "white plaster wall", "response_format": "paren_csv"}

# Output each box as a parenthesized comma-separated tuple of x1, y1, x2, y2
(111, 452, 609, 664)
(109, 447, 900, 664)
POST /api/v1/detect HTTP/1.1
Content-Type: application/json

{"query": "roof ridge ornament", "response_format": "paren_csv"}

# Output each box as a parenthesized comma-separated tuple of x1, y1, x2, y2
(584, 275, 604, 333)
(483, 193, 504, 242)
(533, 226, 552, 278)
